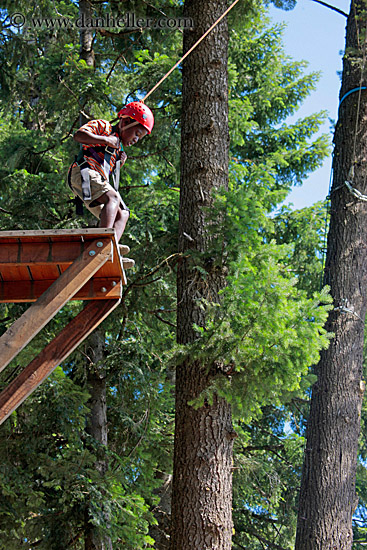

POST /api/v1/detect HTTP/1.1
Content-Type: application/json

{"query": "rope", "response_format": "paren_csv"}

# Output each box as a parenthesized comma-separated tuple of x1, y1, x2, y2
(334, 299, 363, 322)
(338, 86, 366, 108)
(141, 0, 241, 102)
(329, 166, 367, 202)
(344, 179, 367, 202)
(320, 165, 333, 290)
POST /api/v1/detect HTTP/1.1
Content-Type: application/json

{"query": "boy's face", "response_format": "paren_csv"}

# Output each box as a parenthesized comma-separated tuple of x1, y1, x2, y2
(119, 118, 148, 147)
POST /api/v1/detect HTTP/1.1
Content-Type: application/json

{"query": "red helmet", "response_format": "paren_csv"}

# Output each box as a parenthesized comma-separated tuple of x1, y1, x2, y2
(117, 101, 154, 134)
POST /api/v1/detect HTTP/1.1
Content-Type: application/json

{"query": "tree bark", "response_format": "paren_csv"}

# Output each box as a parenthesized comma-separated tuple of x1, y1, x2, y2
(84, 328, 113, 550)
(79, 0, 95, 70)
(79, 0, 95, 127)
(295, 1, 367, 548)
(149, 471, 172, 550)
(170, 1, 234, 549)
(77, 7, 112, 549)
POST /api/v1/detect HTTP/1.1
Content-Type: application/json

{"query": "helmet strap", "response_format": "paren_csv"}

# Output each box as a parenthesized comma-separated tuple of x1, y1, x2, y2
(119, 117, 140, 132)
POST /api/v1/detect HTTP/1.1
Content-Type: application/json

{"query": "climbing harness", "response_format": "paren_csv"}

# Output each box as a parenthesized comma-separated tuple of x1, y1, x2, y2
(68, 142, 122, 215)
(81, 144, 121, 195)
(69, 119, 124, 213)
(71, 103, 154, 207)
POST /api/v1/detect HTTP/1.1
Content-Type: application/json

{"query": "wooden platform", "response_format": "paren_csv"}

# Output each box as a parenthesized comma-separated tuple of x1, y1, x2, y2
(0, 228, 127, 425)
(0, 228, 127, 302)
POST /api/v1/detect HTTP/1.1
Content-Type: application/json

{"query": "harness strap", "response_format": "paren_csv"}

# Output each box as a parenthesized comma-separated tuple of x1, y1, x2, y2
(103, 145, 115, 184)
(68, 164, 84, 215)
(113, 159, 120, 192)
(84, 145, 120, 191)
(79, 160, 92, 201)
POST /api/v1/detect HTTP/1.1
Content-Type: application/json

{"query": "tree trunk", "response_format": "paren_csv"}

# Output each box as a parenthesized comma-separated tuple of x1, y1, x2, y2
(149, 471, 172, 550)
(295, 2, 367, 549)
(79, 0, 95, 69)
(84, 328, 113, 550)
(76, 3, 111, 548)
(170, 1, 234, 549)
(79, 0, 95, 127)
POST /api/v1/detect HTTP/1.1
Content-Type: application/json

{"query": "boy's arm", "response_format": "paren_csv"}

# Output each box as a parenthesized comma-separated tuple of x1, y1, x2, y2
(74, 129, 119, 149)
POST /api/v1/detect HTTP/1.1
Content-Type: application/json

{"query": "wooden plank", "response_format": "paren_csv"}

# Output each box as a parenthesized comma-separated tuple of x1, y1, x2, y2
(0, 241, 84, 265)
(26, 264, 60, 282)
(0, 239, 112, 373)
(57, 251, 127, 285)
(0, 278, 122, 302)
(0, 299, 120, 425)
(0, 265, 30, 282)
(0, 228, 116, 240)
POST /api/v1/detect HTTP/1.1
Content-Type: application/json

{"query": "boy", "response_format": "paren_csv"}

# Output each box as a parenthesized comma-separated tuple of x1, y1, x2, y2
(68, 102, 154, 268)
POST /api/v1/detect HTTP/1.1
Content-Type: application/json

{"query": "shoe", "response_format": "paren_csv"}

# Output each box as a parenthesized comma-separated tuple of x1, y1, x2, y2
(119, 244, 130, 255)
(122, 257, 135, 269)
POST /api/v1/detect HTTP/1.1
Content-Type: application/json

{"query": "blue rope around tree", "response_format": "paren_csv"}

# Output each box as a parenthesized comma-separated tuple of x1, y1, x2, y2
(339, 87, 367, 108)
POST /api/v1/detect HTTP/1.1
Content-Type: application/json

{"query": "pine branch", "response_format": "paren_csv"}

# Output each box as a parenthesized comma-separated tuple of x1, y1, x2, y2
(98, 28, 143, 38)
(119, 183, 150, 190)
(241, 444, 284, 452)
(242, 527, 288, 550)
(238, 509, 283, 525)
(309, 0, 348, 17)
(151, 311, 176, 328)
(106, 51, 127, 82)
(0, 206, 12, 214)
(140, 0, 184, 33)
(237, 441, 294, 468)
(128, 145, 170, 159)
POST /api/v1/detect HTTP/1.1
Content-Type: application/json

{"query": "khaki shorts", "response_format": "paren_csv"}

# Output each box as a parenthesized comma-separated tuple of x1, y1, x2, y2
(68, 165, 127, 219)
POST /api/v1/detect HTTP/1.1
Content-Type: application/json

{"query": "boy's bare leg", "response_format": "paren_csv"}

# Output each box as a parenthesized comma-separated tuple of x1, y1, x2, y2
(94, 190, 129, 242)
(113, 208, 129, 242)
(97, 190, 119, 228)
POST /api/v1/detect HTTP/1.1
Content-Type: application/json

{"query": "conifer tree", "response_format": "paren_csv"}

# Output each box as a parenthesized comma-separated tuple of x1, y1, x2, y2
(170, 0, 234, 548)
(0, 1, 338, 548)
(295, 1, 367, 548)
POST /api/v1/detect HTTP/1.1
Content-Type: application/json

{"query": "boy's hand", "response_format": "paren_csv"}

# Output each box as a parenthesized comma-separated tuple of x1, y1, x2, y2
(120, 152, 127, 166)
(105, 135, 120, 148)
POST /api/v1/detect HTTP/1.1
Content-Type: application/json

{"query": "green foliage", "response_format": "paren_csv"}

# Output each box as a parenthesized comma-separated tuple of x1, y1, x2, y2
(272, 202, 329, 297)
(170, 238, 332, 421)
(354, 461, 367, 549)
(232, 411, 306, 549)
(229, 20, 330, 190)
(0, 0, 346, 548)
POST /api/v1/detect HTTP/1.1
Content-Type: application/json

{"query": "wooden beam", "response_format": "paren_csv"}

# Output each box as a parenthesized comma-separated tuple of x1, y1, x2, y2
(0, 278, 122, 302)
(0, 239, 112, 373)
(0, 228, 116, 239)
(0, 299, 120, 425)
(0, 241, 85, 266)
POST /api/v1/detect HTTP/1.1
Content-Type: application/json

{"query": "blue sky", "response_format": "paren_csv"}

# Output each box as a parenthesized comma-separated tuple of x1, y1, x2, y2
(268, 0, 350, 209)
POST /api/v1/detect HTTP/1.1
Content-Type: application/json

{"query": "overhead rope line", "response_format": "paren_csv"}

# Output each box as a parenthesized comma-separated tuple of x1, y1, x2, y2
(141, 0, 241, 102)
